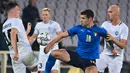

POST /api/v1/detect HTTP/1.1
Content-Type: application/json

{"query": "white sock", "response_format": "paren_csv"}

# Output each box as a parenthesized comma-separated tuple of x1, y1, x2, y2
(31, 72, 38, 73)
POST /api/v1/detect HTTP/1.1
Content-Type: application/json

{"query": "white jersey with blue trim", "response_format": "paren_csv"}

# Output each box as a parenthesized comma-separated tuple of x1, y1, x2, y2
(101, 21, 129, 56)
(2, 18, 32, 57)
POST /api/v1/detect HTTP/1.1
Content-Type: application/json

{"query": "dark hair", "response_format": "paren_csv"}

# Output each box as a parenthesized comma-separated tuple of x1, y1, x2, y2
(6, 2, 19, 12)
(81, 9, 94, 19)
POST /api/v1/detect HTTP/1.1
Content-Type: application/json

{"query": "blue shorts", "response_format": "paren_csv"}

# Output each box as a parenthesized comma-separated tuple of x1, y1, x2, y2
(66, 50, 96, 71)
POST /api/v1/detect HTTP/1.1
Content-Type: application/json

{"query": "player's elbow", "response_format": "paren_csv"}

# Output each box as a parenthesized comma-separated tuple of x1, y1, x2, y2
(120, 45, 126, 49)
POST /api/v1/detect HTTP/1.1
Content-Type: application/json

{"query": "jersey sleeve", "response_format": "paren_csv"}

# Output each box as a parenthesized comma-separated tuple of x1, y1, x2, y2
(67, 26, 78, 36)
(12, 19, 22, 31)
(101, 21, 106, 28)
(99, 27, 107, 37)
(55, 22, 62, 32)
(99, 22, 107, 37)
(121, 26, 129, 40)
(34, 23, 39, 35)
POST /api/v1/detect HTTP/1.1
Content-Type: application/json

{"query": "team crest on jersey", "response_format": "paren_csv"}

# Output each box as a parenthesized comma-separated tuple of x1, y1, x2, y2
(115, 31, 119, 35)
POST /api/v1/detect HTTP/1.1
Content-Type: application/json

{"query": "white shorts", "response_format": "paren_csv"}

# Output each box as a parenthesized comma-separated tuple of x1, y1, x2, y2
(96, 53, 123, 73)
(38, 45, 60, 71)
(11, 51, 38, 73)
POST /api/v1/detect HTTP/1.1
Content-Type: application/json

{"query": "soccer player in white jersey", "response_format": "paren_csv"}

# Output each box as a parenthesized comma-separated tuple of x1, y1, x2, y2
(2, 2, 38, 73)
(29, 8, 62, 73)
(96, 5, 129, 73)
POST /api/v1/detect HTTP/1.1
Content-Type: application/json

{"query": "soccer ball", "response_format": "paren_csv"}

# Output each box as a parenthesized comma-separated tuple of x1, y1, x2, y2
(37, 32, 51, 46)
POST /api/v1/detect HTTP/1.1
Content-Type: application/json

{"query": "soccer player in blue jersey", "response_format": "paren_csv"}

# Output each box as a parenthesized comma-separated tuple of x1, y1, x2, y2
(43, 9, 109, 73)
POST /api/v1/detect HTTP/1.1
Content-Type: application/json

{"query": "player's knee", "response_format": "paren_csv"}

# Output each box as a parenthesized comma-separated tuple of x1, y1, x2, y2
(51, 50, 64, 58)
(40, 71, 44, 73)
(51, 70, 58, 73)
(85, 66, 97, 73)
(51, 50, 59, 57)
(98, 72, 104, 73)
(30, 66, 38, 72)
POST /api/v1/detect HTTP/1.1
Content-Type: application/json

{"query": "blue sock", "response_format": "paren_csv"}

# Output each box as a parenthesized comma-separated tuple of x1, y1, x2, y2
(44, 54, 56, 73)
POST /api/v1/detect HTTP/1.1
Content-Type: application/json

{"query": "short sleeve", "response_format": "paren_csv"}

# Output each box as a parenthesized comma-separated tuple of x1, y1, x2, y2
(67, 26, 78, 36)
(99, 27, 107, 37)
(12, 18, 22, 31)
(101, 21, 106, 28)
(55, 22, 62, 32)
(120, 26, 129, 40)
(99, 22, 108, 37)
(93, 25, 107, 37)
(34, 23, 39, 35)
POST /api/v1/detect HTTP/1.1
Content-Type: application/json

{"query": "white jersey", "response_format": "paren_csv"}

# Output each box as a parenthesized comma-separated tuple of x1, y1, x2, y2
(101, 21, 129, 56)
(34, 20, 62, 51)
(2, 18, 32, 57)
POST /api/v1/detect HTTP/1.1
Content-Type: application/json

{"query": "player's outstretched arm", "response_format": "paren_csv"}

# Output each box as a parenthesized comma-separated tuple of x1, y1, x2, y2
(10, 28, 19, 61)
(44, 31, 69, 54)
(26, 22, 31, 35)
(29, 34, 38, 45)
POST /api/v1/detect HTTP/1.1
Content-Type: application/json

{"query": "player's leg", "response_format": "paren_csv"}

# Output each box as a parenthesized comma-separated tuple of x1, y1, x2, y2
(45, 49, 82, 73)
(22, 51, 38, 73)
(38, 56, 44, 73)
(108, 56, 123, 73)
(29, 52, 38, 73)
(85, 65, 98, 73)
(51, 70, 58, 73)
(30, 66, 38, 73)
(44, 49, 70, 73)
(50, 45, 60, 73)
(51, 60, 60, 73)
(80, 58, 97, 73)
(96, 53, 108, 73)
(38, 51, 48, 73)
(38, 50, 59, 73)
(11, 58, 26, 73)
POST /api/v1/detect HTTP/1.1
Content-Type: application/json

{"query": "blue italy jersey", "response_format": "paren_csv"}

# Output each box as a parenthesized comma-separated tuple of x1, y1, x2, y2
(68, 25, 107, 60)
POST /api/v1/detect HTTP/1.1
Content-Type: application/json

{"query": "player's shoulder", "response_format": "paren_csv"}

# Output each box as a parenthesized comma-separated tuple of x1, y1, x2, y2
(74, 24, 82, 27)
(120, 22, 128, 29)
(72, 25, 83, 29)
(102, 21, 110, 25)
(3, 18, 21, 26)
(73, 24, 82, 28)
(36, 22, 43, 25)
(35, 22, 43, 27)
(12, 18, 22, 22)
(101, 21, 111, 28)
(12, 18, 22, 25)
(6, 18, 22, 22)
(50, 20, 59, 25)
(103, 21, 110, 24)
(120, 22, 128, 27)
(92, 24, 104, 29)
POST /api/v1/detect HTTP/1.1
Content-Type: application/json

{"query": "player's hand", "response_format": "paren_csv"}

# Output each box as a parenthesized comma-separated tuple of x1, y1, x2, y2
(27, 22, 32, 30)
(44, 46, 50, 54)
(13, 53, 19, 61)
(26, 22, 32, 34)
(112, 49, 118, 56)
(107, 34, 114, 41)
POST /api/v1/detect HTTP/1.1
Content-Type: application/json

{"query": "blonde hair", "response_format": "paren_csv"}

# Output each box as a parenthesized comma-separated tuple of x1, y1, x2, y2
(41, 8, 50, 12)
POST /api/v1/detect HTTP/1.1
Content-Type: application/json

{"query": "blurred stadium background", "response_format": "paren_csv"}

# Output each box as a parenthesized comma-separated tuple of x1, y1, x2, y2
(0, 0, 130, 73)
